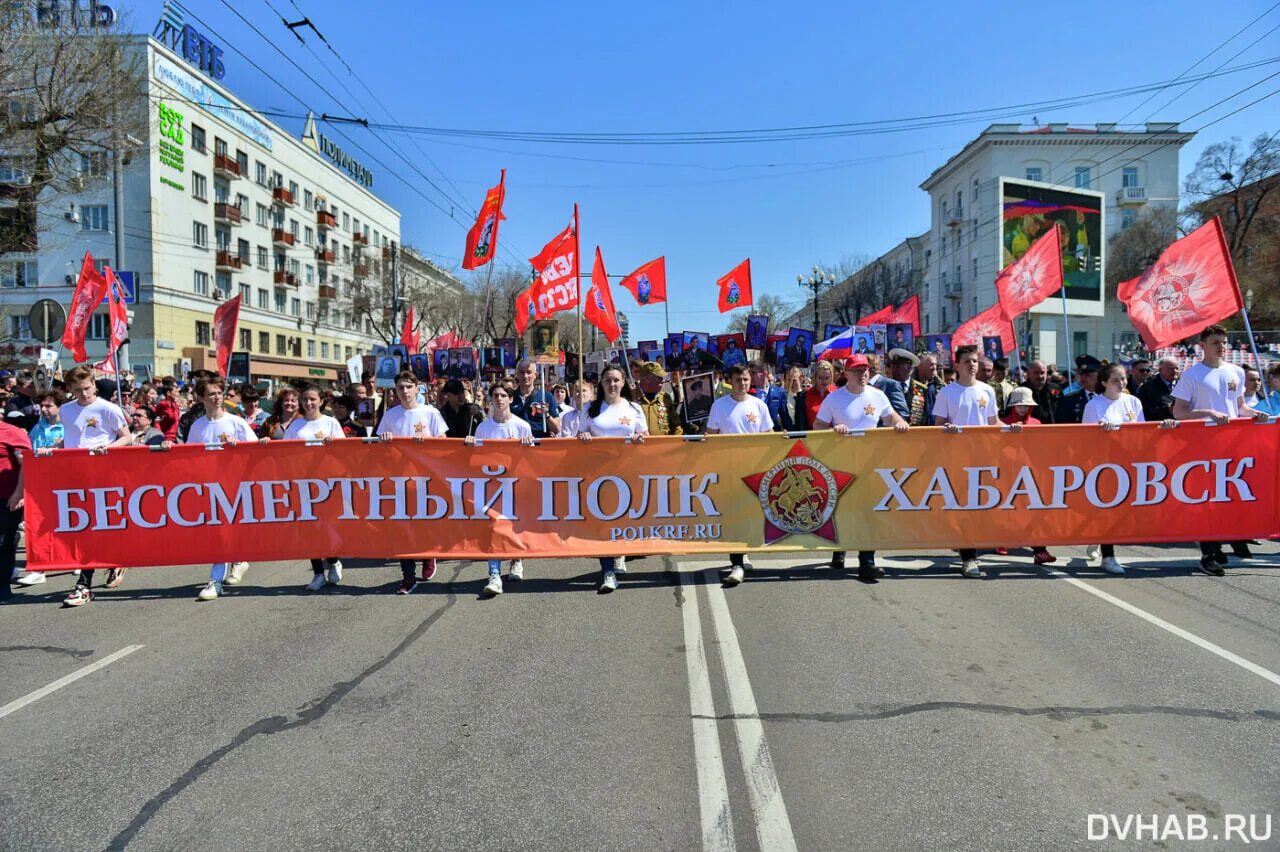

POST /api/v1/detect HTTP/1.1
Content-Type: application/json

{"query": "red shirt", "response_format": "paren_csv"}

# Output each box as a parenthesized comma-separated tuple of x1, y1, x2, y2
(0, 422, 31, 501)
(153, 397, 181, 440)
(803, 385, 836, 428)
(1000, 410, 1041, 426)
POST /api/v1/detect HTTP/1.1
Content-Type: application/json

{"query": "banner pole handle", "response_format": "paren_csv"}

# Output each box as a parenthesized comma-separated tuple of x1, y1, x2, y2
(1059, 288, 1072, 368)
(1240, 303, 1272, 408)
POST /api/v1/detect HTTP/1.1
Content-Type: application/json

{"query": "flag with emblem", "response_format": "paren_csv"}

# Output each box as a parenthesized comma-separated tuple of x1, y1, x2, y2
(63, 252, 110, 363)
(584, 246, 621, 343)
(103, 265, 129, 357)
(716, 258, 752, 313)
(996, 228, 1063, 319)
(619, 256, 666, 306)
(529, 207, 580, 317)
(953, 302, 1015, 355)
(212, 293, 242, 378)
(1117, 217, 1242, 350)
(462, 170, 505, 270)
(889, 294, 921, 335)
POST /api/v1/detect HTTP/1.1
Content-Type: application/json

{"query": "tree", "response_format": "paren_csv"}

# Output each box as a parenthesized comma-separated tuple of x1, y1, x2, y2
(1184, 132, 1280, 255)
(723, 293, 798, 333)
(1105, 206, 1180, 288)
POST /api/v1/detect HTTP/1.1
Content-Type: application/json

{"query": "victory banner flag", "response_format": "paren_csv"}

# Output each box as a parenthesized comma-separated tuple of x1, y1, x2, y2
(620, 256, 667, 306)
(529, 210, 580, 317)
(997, 228, 1063, 319)
(63, 252, 110, 363)
(717, 258, 752, 313)
(213, 294, 242, 378)
(889, 295, 921, 335)
(584, 246, 622, 343)
(462, 170, 506, 270)
(953, 302, 1015, 355)
(103, 265, 129, 357)
(401, 305, 420, 354)
(1117, 218, 1243, 350)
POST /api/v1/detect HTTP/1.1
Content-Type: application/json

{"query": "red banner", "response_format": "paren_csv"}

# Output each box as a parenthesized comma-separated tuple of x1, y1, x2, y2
(63, 252, 109, 363)
(717, 258, 752, 313)
(23, 423, 1279, 570)
(104, 265, 129, 357)
(953, 302, 1015, 356)
(996, 228, 1063, 319)
(620, 256, 666, 306)
(856, 305, 895, 326)
(529, 207, 579, 317)
(213, 294, 241, 378)
(462, 170, 505, 270)
(889, 295, 920, 335)
(584, 246, 621, 343)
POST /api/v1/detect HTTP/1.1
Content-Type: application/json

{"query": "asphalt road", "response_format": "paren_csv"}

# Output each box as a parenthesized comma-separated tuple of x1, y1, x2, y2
(2, 541, 1278, 851)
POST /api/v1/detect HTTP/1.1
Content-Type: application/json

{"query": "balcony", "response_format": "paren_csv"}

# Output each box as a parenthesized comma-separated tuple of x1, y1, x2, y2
(382, 245, 392, 260)
(1116, 185, 1147, 205)
(213, 153, 241, 178)
(943, 280, 963, 300)
(315, 248, 336, 264)
(351, 232, 369, 246)
(353, 263, 370, 279)
(316, 209, 337, 230)
(945, 209, 965, 228)
(272, 186, 295, 207)
(273, 269, 299, 287)
(318, 284, 338, 300)
(215, 250, 243, 271)
(213, 202, 242, 225)
(272, 228, 296, 247)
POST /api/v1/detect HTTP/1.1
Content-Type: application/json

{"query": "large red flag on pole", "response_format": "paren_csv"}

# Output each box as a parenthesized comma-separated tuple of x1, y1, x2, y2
(619, 256, 667, 306)
(889, 294, 921, 335)
(856, 305, 895, 326)
(528, 215, 580, 317)
(996, 229, 1063, 319)
(213, 294, 242, 378)
(63, 252, 110, 363)
(584, 246, 622, 343)
(953, 303, 1016, 355)
(462, 170, 505, 270)
(514, 283, 539, 336)
(1117, 217, 1243, 350)
(400, 305, 420, 354)
(102, 265, 129, 357)
(716, 258, 752, 313)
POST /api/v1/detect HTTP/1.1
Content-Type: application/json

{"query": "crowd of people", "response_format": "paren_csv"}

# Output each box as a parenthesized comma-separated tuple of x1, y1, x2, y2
(0, 324, 1270, 606)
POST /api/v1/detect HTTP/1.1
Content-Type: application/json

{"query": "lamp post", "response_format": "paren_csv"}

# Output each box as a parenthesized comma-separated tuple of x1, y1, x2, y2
(797, 264, 835, 332)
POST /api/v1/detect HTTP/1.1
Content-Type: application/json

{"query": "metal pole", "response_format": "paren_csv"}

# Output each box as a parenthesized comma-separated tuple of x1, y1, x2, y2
(390, 240, 399, 342)
(1240, 304, 1272, 408)
(1059, 289, 1072, 367)
(112, 137, 131, 383)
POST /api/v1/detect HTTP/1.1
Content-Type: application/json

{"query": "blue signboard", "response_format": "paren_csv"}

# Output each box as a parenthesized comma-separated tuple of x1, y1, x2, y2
(100, 270, 137, 305)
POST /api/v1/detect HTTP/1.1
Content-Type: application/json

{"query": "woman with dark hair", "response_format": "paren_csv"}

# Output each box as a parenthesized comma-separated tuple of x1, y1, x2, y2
(575, 365, 647, 592)
(257, 386, 300, 439)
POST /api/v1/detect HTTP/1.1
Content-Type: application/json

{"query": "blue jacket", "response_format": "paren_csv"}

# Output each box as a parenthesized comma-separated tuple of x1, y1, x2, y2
(871, 376, 910, 421)
(752, 385, 793, 431)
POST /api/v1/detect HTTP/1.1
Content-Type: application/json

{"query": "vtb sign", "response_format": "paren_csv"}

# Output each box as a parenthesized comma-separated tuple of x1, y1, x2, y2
(153, 1, 226, 81)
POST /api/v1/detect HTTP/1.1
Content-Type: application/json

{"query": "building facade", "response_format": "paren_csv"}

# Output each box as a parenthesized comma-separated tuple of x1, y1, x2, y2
(780, 233, 928, 334)
(1, 33, 402, 385)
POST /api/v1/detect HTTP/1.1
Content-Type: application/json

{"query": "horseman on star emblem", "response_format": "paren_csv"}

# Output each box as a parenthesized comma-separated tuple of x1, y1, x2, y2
(635, 273, 652, 304)
(742, 441, 855, 544)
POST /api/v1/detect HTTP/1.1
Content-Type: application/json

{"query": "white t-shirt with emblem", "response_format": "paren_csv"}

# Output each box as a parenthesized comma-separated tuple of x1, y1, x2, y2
(60, 398, 128, 449)
(1082, 394, 1145, 425)
(583, 400, 648, 438)
(284, 414, 346, 441)
(815, 385, 892, 431)
(186, 412, 258, 445)
(932, 381, 997, 426)
(474, 415, 533, 441)
(376, 404, 448, 438)
(1172, 362, 1247, 418)
(707, 394, 774, 434)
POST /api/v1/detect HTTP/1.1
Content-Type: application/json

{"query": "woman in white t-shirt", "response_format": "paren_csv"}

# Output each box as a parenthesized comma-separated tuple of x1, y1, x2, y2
(465, 383, 535, 597)
(285, 383, 349, 591)
(575, 365, 648, 593)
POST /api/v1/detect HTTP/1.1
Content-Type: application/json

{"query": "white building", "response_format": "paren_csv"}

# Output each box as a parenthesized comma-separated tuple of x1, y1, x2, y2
(919, 122, 1192, 366)
(1, 32, 403, 385)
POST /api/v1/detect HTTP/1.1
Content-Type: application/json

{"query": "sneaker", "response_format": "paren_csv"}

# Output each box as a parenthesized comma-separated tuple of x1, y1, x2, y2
(724, 566, 745, 586)
(613, 557, 626, 575)
(396, 579, 418, 595)
(1101, 556, 1126, 575)
(1197, 554, 1225, 577)
(305, 573, 327, 591)
(1085, 545, 1101, 564)
(858, 563, 878, 584)
(740, 559, 754, 573)
(420, 559, 438, 581)
(325, 559, 343, 585)
(962, 560, 983, 578)
(483, 574, 503, 596)
(600, 571, 618, 593)
(16, 571, 46, 586)
(830, 552, 846, 570)
(104, 568, 127, 589)
(509, 559, 524, 580)
(197, 581, 221, 601)
(225, 562, 250, 585)
(1213, 550, 1228, 566)
(1033, 549, 1057, 565)
(63, 585, 92, 607)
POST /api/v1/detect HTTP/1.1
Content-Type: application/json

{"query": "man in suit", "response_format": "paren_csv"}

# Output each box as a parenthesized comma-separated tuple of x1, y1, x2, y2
(1137, 357, 1179, 422)
(871, 351, 912, 421)
(749, 359, 793, 431)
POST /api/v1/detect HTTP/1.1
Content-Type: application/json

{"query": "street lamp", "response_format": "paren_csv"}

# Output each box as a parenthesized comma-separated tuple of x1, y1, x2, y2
(797, 264, 835, 332)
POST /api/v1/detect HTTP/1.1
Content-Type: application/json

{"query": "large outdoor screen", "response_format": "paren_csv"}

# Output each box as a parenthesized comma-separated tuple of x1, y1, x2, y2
(999, 178, 1105, 317)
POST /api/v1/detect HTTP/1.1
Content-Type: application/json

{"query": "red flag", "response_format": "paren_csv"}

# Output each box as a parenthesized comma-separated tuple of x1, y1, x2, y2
(213, 294, 242, 378)
(514, 286, 538, 336)
(92, 355, 117, 375)
(856, 305, 895, 326)
(102, 265, 129, 357)
(63, 253, 110, 363)
(462, 170, 505, 270)
(1117, 217, 1243, 350)
(619, 256, 666, 306)
(717, 258, 752, 313)
(529, 213, 579, 317)
(584, 247, 621, 343)
(400, 305, 420, 354)
(889, 295, 921, 335)
(996, 228, 1063, 319)
(953, 303, 1015, 355)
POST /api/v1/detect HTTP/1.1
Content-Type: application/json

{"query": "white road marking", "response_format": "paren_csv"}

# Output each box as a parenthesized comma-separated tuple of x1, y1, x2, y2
(0, 644, 145, 721)
(679, 573, 737, 851)
(1042, 568, 1280, 688)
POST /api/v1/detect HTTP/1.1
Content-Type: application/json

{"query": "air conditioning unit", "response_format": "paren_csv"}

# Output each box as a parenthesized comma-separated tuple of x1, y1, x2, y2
(64, 204, 80, 224)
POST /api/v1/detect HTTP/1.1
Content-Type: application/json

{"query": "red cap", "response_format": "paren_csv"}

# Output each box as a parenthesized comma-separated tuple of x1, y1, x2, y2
(843, 354, 870, 370)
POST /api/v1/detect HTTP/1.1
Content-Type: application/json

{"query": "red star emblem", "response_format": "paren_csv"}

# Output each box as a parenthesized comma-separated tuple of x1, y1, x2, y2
(619, 415, 631, 426)
(1228, 381, 1238, 392)
(746, 411, 759, 424)
(742, 440, 855, 545)
(86, 416, 98, 428)
(413, 421, 426, 434)
(863, 404, 876, 416)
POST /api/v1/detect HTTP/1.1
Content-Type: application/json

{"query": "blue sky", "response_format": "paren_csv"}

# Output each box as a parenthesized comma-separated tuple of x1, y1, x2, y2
(133, 0, 1278, 344)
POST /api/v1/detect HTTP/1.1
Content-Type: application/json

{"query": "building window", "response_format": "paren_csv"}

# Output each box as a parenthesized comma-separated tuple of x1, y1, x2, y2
(344, 346, 352, 361)
(191, 124, 206, 153)
(237, 238, 250, 262)
(304, 189, 313, 210)
(214, 137, 227, 158)
(257, 245, 268, 268)
(80, 151, 108, 177)
(1074, 166, 1091, 188)
(271, 170, 283, 188)
(239, 282, 251, 302)
(0, 260, 37, 287)
(289, 218, 299, 239)
(290, 297, 300, 317)
(215, 272, 232, 298)
(257, 289, 269, 310)
(321, 342, 330, 360)
(275, 292, 287, 313)
(305, 264, 314, 284)
(88, 314, 109, 339)
(255, 204, 268, 228)
(193, 270, 210, 295)
(236, 150, 248, 176)
(193, 221, 209, 249)
(342, 212, 350, 231)
(259, 331, 269, 352)
(240, 328, 252, 350)
(1025, 167, 1042, 182)
(972, 257, 978, 280)
(1121, 208, 1137, 230)
(8, 315, 32, 338)
(307, 339, 316, 358)
(192, 172, 207, 202)
(195, 321, 211, 346)
(306, 301, 315, 320)
(304, 226, 314, 246)
(80, 205, 109, 231)
(276, 334, 286, 355)
(255, 161, 268, 186)
(1122, 166, 1140, 188)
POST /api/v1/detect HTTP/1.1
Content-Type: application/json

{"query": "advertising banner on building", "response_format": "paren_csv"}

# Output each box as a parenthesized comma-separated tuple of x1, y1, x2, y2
(23, 423, 1277, 569)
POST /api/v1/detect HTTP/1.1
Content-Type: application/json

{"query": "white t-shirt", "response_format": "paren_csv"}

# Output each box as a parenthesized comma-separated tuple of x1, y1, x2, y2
(284, 414, 345, 441)
(584, 400, 648, 438)
(60, 398, 128, 449)
(376, 404, 448, 438)
(474, 415, 534, 441)
(932, 382, 997, 426)
(707, 395, 774, 434)
(560, 407, 586, 438)
(186, 413, 257, 445)
(1082, 394, 1145, 425)
(815, 385, 892, 431)
(1172, 362, 1247, 418)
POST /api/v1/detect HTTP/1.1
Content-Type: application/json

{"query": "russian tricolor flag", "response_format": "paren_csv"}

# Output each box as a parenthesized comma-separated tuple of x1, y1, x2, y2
(812, 327, 855, 361)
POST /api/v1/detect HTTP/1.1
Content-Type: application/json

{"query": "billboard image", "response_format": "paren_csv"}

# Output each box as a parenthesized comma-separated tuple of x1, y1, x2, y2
(999, 178, 1105, 317)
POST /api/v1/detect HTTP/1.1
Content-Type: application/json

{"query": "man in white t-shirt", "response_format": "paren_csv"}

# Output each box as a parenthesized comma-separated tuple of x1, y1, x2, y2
(1172, 324, 1268, 575)
(815, 354, 909, 582)
(932, 344, 997, 579)
(466, 382, 535, 597)
(38, 365, 132, 606)
(706, 364, 774, 585)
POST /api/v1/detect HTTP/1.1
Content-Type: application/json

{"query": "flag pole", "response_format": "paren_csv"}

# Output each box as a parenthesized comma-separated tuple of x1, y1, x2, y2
(575, 203, 584, 388)
(1059, 289, 1072, 367)
(1240, 303, 1272, 408)
(477, 169, 505, 349)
